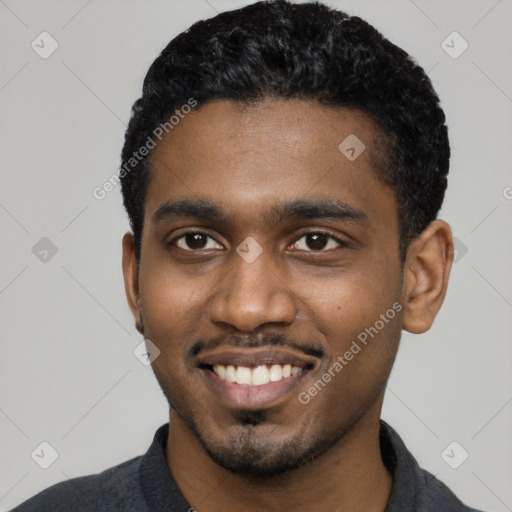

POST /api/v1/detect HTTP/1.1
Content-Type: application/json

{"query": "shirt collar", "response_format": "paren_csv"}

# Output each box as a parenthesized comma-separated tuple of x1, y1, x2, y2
(380, 419, 429, 512)
(139, 423, 190, 511)
(138, 420, 425, 511)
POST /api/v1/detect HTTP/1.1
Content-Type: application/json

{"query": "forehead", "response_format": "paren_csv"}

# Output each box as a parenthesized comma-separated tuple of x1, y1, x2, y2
(144, 99, 395, 229)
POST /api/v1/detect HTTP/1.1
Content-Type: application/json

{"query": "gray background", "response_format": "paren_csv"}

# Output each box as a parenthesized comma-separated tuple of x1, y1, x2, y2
(1, 0, 511, 510)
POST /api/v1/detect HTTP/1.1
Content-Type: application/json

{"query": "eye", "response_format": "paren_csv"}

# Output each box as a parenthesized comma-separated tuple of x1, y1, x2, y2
(290, 232, 345, 251)
(172, 232, 223, 251)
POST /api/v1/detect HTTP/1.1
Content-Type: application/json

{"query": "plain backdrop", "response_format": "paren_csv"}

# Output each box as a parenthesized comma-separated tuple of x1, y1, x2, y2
(1, 0, 511, 510)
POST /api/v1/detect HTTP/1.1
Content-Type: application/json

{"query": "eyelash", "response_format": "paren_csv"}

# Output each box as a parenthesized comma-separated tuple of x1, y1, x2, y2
(169, 230, 348, 252)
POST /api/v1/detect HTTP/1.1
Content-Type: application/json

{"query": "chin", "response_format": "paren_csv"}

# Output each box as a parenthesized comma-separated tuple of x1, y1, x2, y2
(192, 414, 345, 478)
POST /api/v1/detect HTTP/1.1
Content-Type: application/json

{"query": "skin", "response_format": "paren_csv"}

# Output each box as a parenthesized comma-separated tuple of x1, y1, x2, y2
(122, 99, 454, 512)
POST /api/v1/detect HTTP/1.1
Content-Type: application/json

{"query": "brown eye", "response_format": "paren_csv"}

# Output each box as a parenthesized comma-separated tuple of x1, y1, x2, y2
(185, 233, 208, 249)
(291, 232, 344, 252)
(173, 232, 223, 251)
(305, 233, 328, 250)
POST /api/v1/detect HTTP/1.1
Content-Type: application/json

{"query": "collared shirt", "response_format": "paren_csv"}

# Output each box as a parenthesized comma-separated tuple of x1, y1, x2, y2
(11, 420, 484, 511)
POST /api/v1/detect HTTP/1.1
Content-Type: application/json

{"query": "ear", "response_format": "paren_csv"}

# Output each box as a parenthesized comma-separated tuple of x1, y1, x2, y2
(122, 232, 144, 335)
(401, 220, 454, 334)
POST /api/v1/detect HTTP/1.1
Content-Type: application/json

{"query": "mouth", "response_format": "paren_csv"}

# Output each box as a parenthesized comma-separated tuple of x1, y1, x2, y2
(195, 348, 318, 409)
(210, 363, 303, 386)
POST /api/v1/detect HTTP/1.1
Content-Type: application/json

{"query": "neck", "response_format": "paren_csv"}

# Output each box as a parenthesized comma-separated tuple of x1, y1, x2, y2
(166, 402, 392, 512)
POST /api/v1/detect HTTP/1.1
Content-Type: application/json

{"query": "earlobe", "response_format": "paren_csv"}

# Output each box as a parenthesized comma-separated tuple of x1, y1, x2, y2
(136, 312, 145, 336)
(122, 232, 143, 334)
(401, 220, 454, 334)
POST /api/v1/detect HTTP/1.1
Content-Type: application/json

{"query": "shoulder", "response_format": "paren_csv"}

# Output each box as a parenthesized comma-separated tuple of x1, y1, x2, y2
(422, 470, 485, 512)
(379, 420, 486, 512)
(11, 455, 145, 512)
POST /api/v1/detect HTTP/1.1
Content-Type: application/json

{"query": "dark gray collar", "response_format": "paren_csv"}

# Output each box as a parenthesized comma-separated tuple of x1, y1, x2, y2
(139, 421, 479, 511)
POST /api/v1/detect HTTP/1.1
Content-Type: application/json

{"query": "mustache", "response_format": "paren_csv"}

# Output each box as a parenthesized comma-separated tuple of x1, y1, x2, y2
(188, 332, 324, 360)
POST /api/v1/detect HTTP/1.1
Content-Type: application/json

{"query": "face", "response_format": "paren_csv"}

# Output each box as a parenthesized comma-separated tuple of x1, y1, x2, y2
(126, 99, 406, 476)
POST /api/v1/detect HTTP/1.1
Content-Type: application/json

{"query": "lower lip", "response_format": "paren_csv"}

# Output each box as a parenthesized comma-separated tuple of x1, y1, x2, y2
(201, 369, 309, 410)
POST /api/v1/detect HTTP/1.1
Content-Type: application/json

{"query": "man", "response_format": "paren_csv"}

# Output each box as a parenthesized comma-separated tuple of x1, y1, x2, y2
(13, 1, 484, 511)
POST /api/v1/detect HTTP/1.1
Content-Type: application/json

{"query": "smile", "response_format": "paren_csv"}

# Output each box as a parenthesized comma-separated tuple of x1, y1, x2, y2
(212, 363, 303, 386)
(195, 347, 319, 409)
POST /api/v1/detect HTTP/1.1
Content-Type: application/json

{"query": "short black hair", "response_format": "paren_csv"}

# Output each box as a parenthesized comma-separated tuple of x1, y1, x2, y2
(120, 0, 449, 263)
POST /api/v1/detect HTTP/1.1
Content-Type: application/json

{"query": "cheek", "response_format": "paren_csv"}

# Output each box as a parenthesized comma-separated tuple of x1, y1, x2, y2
(299, 293, 402, 429)
(138, 261, 204, 357)
(301, 261, 403, 403)
(139, 251, 211, 320)
(306, 261, 401, 339)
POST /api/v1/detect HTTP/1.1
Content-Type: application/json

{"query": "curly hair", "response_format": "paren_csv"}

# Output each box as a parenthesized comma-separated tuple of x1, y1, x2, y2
(120, 0, 449, 263)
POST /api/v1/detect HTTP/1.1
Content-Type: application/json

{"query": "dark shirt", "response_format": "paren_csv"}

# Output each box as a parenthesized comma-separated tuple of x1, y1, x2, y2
(11, 420, 484, 511)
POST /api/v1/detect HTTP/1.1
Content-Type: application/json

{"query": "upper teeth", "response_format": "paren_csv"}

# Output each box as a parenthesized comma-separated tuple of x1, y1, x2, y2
(213, 364, 302, 386)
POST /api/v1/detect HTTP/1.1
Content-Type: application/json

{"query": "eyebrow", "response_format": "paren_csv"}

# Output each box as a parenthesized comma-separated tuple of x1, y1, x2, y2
(152, 199, 222, 224)
(266, 198, 368, 226)
(151, 198, 368, 226)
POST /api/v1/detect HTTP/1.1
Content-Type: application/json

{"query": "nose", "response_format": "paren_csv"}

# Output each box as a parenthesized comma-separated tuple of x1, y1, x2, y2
(209, 253, 297, 332)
